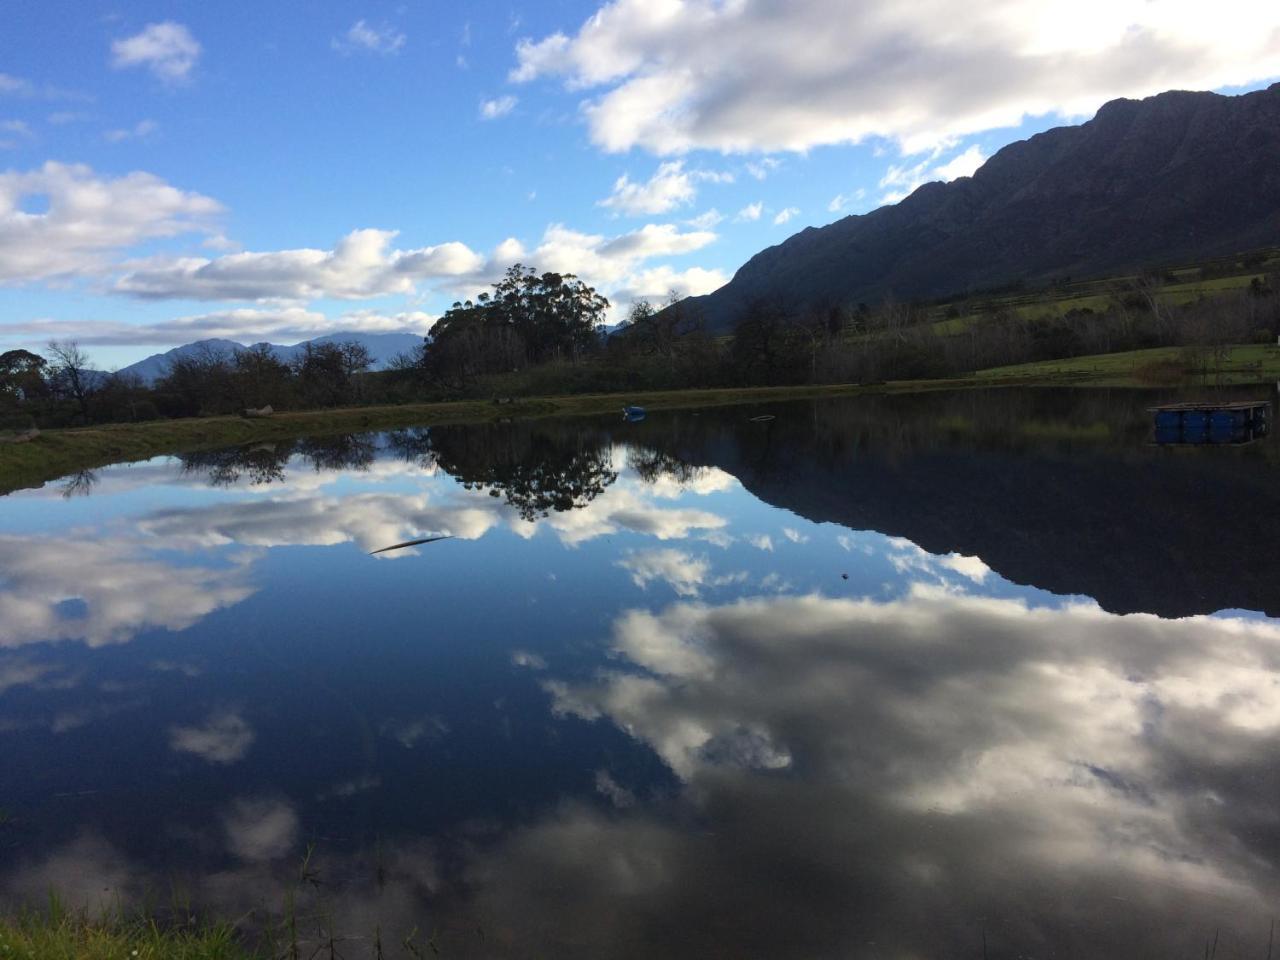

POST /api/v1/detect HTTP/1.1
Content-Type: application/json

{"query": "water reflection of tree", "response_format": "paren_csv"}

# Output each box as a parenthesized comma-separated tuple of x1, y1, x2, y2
(628, 446, 706, 487)
(426, 422, 617, 521)
(181, 443, 293, 487)
(60, 468, 98, 498)
(297, 434, 377, 473)
(384, 427, 436, 470)
(179, 433, 376, 486)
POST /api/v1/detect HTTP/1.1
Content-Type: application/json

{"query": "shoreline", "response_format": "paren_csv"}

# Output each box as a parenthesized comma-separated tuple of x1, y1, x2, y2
(0, 382, 887, 494)
(4, 364, 1271, 496)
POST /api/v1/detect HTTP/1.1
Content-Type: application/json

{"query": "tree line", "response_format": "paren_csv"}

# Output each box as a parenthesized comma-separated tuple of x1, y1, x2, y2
(4, 260, 1279, 432)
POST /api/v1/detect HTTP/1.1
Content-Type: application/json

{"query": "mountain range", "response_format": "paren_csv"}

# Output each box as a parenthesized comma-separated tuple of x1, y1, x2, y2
(119, 332, 424, 384)
(683, 83, 1280, 330)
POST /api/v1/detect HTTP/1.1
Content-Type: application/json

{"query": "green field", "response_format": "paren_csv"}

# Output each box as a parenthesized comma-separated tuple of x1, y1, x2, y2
(970, 343, 1280, 386)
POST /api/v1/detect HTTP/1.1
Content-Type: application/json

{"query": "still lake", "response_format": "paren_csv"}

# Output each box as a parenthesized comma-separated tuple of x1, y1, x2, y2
(3, 388, 1280, 957)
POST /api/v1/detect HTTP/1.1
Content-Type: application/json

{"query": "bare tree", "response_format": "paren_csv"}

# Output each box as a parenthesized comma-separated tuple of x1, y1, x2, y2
(45, 339, 96, 422)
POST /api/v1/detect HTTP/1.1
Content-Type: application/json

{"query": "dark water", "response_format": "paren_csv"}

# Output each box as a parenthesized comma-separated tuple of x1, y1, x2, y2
(3, 388, 1280, 958)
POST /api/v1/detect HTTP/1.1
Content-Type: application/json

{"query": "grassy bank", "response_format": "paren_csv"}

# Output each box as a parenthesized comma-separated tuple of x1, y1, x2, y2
(967, 343, 1280, 387)
(6, 348, 1277, 495)
(0, 910, 253, 960)
(0, 382, 872, 495)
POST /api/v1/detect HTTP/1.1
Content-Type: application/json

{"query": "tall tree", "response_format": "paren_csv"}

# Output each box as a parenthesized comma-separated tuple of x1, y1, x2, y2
(45, 340, 96, 422)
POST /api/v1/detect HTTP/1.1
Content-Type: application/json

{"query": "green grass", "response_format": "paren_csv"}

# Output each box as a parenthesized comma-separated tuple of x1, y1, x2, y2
(0, 382, 876, 495)
(969, 343, 1280, 386)
(0, 908, 255, 960)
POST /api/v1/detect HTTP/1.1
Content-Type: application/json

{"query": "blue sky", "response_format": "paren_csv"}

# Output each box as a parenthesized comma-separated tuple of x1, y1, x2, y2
(2, 0, 1278, 368)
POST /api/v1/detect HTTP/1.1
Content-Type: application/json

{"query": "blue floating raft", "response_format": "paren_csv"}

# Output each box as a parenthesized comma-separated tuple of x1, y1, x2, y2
(1149, 400, 1270, 446)
(622, 405, 646, 421)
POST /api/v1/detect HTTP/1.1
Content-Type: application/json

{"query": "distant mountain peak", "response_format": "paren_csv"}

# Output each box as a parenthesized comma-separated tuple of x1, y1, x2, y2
(118, 331, 424, 384)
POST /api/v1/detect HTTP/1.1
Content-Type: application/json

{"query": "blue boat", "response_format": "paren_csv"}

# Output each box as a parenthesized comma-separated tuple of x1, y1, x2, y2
(622, 405, 646, 421)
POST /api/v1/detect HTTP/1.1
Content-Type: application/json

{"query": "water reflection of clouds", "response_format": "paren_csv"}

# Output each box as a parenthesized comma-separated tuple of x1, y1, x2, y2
(0, 451, 739, 653)
(132, 465, 734, 555)
(480, 585, 1280, 955)
(9, 573, 1280, 955)
(170, 709, 256, 764)
(0, 534, 254, 648)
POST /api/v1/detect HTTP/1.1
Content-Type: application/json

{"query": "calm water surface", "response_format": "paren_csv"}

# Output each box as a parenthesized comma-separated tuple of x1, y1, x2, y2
(4, 388, 1280, 957)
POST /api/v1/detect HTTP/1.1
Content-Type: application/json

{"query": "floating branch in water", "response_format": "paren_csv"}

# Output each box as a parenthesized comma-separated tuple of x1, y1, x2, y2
(369, 535, 454, 556)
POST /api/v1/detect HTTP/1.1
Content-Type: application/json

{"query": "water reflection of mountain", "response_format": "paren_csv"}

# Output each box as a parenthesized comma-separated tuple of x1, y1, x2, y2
(622, 389, 1280, 618)
(175, 387, 1280, 617)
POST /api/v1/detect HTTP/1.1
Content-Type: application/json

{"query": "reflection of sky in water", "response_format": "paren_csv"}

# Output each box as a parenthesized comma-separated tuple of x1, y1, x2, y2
(3, 423, 1280, 957)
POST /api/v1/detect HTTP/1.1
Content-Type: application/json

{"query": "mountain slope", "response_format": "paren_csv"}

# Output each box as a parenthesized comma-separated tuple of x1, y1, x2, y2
(685, 83, 1280, 330)
(119, 332, 424, 384)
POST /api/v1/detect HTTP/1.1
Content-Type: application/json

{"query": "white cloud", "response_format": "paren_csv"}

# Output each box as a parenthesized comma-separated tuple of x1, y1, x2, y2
(827, 188, 867, 214)
(600, 161, 695, 215)
(480, 95, 518, 119)
(611, 264, 727, 302)
(333, 20, 406, 56)
(879, 144, 988, 203)
(734, 202, 762, 223)
(104, 119, 158, 143)
(111, 22, 201, 82)
(528, 221, 717, 288)
(114, 229, 485, 301)
(510, 0, 1280, 155)
(685, 208, 723, 229)
(772, 206, 799, 225)
(0, 161, 221, 284)
(599, 161, 733, 216)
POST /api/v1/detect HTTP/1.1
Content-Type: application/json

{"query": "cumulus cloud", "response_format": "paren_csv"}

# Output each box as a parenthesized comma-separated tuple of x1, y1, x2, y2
(609, 264, 727, 302)
(110, 219, 716, 305)
(510, 0, 1280, 155)
(733, 202, 762, 222)
(879, 144, 988, 203)
(333, 20, 406, 56)
(0, 162, 221, 284)
(111, 22, 201, 82)
(772, 206, 799, 226)
(480, 95, 518, 119)
(113, 229, 485, 301)
(599, 161, 731, 216)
